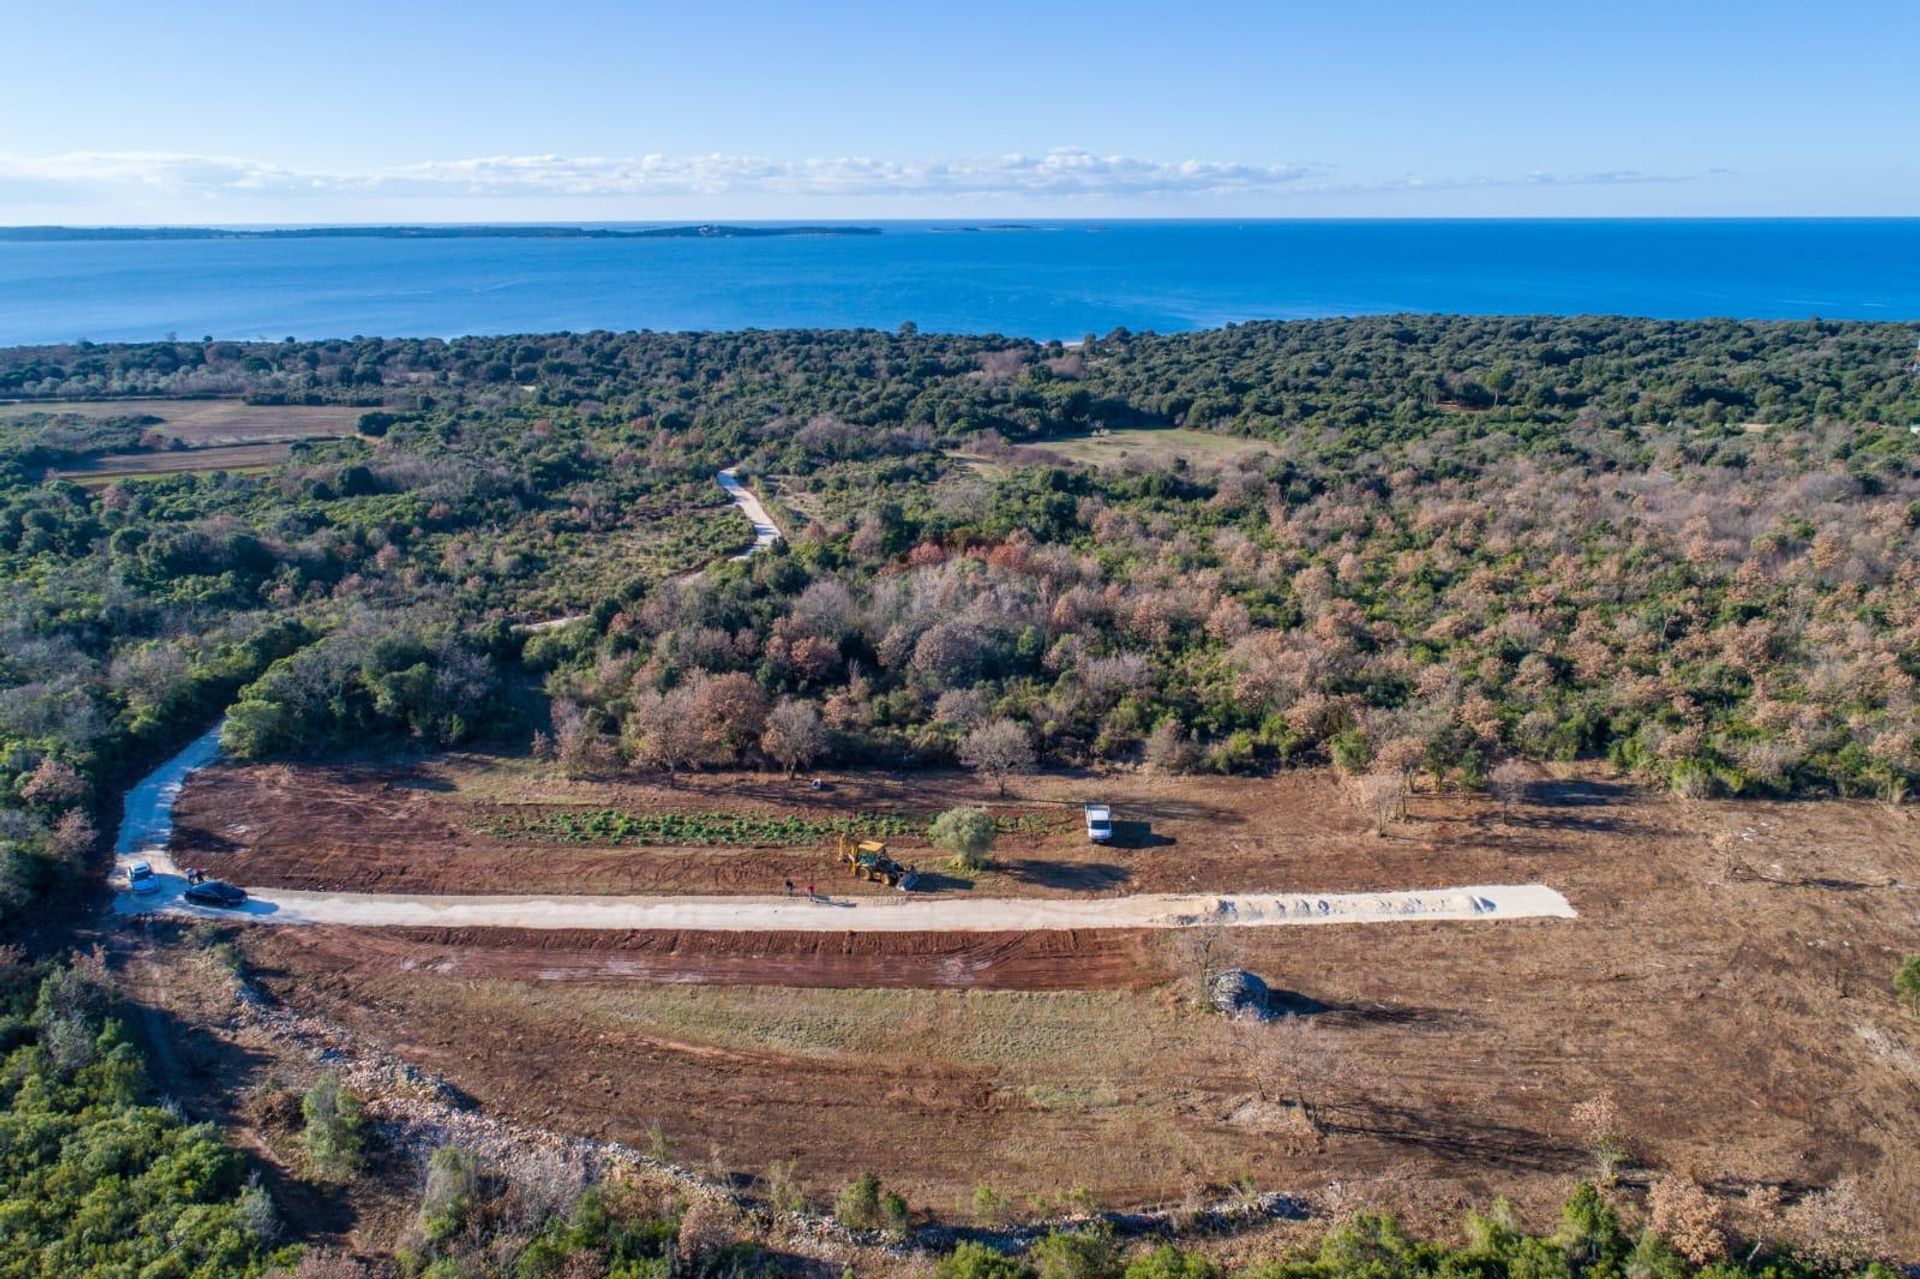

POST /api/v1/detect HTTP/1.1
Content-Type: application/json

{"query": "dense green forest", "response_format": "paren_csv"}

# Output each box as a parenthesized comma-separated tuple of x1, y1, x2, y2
(1, 317, 1916, 1270)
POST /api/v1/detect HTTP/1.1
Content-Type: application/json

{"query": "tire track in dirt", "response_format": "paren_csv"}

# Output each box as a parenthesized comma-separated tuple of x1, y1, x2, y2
(249, 924, 1165, 991)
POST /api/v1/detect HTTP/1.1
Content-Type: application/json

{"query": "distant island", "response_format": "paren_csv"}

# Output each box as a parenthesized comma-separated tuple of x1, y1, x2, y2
(0, 224, 883, 242)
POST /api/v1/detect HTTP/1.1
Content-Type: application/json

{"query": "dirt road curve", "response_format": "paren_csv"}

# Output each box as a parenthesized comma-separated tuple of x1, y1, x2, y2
(716, 467, 782, 558)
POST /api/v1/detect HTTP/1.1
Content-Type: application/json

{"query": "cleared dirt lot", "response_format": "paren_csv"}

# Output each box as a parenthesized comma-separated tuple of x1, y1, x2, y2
(174, 759, 1557, 898)
(56, 442, 299, 481)
(1027, 428, 1280, 471)
(202, 757, 1920, 1247)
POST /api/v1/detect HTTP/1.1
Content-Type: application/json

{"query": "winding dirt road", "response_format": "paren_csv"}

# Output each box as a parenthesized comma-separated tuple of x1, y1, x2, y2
(716, 467, 782, 558)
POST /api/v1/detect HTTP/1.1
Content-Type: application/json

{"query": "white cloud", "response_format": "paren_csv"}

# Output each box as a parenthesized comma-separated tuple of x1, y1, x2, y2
(0, 147, 1327, 203)
(1382, 168, 1693, 191)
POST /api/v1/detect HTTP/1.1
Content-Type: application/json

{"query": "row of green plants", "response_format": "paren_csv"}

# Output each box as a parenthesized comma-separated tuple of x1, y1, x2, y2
(484, 807, 1062, 847)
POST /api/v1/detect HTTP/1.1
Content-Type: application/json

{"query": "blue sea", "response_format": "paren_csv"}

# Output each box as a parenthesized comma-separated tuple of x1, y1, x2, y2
(2, 219, 1918, 347)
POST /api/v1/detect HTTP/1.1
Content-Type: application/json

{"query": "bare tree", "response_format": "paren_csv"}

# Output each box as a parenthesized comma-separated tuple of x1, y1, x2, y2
(1243, 1016, 1356, 1137)
(1343, 769, 1407, 834)
(1144, 720, 1196, 773)
(689, 671, 770, 764)
(19, 757, 85, 806)
(1488, 759, 1532, 821)
(761, 698, 827, 776)
(48, 810, 98, 860)
(1570, 1093, 1630, 1184)
(959, 718, 1035, 796)
(1648, 1173, 1729, 1264)
(1164, 924, 1234, 1008)
(932, 688, 990, 732)
(551, 699, 611, 777)
(1782, 1178, 1889, 1273)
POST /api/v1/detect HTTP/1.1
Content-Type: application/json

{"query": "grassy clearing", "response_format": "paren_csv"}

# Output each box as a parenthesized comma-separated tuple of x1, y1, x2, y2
(1021, 1080, 1123, 1111)
(942, 452, 1013, 480)
(0, 397, 362, 444)
(1032, 427, 1278, 470)
(523, 505, 750, 610)
(53, 443, 298, 480)
(448, 981, 1212, 1075)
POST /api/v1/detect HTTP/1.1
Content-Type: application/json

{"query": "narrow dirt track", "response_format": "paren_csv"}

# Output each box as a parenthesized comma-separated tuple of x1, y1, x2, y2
(248, 925, 1166, 991)
(715, 467, 782, 557)
(514, 467, 780, 631)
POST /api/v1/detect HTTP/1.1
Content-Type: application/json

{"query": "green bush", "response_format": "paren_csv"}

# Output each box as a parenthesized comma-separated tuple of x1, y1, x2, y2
(1122, 1246, 1218, 1279)
(931, 805, 997, 870)
(0, 955, 290, 1276)
(421, 1143, 481, 1241)
(1896, 954, 1920, 1010)
(1030, 1229, 1118, 1279)
(880, 1188, 912, 1239)
(301, 1071, 368, 1181)
(932, 1242, 1035, 1279)
(834, 1172, 887, 1230)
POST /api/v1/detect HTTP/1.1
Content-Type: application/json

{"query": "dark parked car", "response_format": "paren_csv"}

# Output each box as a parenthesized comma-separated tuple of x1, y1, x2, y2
(183, 880, 248, 908)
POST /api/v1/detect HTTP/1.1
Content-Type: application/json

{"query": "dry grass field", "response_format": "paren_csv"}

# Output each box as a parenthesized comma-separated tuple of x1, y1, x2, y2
(55, 443, 296, 482)
(1, 397, 364, 444)
(3, 397, 365, 480)
(1025, 428, 1280, 470)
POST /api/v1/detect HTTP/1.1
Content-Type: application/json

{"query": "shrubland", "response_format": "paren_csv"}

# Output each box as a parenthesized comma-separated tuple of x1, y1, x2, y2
(0, 948, 291, 1274)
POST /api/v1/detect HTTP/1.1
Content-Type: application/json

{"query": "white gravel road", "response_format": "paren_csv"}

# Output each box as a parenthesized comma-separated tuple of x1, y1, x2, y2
(715, 467, 782, 558)
(117, 877, 1575, 931)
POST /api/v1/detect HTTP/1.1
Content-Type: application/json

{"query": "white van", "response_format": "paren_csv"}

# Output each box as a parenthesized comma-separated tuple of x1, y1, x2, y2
(127, 860, 160, 894)
(1084, 804, 1113, 844)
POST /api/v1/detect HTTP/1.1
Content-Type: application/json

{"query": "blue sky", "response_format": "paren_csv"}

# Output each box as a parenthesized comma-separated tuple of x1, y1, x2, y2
(0, 0, 1914, 222)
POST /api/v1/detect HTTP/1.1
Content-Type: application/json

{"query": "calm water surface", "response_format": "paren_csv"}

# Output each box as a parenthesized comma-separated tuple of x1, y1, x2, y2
(2, 220, 1917, 345)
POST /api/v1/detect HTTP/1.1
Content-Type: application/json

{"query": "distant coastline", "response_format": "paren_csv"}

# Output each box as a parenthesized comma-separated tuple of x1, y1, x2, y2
(0, 224, 883, 242)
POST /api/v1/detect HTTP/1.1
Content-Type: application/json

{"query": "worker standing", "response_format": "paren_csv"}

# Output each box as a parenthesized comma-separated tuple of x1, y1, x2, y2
(784, 879, 794, 897)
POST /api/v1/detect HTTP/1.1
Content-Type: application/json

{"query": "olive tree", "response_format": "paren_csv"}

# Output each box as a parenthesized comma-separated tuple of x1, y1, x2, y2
(930, 806, 996, 870)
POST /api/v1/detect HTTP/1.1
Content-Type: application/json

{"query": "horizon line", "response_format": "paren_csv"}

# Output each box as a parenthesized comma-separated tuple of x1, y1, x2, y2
(8, 214, 1920, 230)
